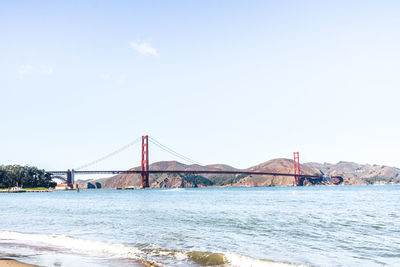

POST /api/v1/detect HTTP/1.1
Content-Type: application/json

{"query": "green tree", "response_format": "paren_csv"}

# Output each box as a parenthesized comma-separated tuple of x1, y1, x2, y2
(0, 165, 56, 188)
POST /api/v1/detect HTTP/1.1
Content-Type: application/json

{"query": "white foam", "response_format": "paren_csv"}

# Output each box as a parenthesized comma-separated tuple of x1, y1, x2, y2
(0, 230, 142, 259)
(223, 252, 306, 267)
(174, 251, 188, 261)
(162, 188, 185, 192)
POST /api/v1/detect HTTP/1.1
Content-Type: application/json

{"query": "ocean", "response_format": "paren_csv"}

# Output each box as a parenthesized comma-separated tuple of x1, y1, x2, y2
(0, 185, 399, 266)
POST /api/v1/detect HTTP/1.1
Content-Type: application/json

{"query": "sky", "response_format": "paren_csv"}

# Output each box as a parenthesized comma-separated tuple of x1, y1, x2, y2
(1, 0, 400, 172)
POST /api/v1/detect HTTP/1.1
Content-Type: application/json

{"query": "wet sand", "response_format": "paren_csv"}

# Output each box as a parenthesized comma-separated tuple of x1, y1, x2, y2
(0, 258, 37, 267)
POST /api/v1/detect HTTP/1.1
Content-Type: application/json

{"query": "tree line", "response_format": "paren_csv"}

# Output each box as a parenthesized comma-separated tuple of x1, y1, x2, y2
(0, 165, 56, 188)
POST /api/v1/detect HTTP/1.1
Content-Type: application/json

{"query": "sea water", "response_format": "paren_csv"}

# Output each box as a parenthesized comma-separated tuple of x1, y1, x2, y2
(0, 186, 399, 266)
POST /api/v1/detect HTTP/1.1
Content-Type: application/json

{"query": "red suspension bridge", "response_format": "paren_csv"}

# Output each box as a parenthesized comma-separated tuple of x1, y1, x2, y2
(47, 135, 343, 188)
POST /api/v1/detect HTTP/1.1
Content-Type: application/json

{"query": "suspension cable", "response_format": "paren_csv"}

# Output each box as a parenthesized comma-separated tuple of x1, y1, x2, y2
(148, 137, 202, 165)
(75, 137, 142, 170)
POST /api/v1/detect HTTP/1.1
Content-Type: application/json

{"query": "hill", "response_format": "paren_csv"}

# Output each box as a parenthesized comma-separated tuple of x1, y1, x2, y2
(76, 159, 400, 189)
(304, 161, 400, 185)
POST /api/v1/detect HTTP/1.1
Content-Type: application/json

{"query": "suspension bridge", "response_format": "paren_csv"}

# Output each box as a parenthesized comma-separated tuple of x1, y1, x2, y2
(47, 135, 343, 188)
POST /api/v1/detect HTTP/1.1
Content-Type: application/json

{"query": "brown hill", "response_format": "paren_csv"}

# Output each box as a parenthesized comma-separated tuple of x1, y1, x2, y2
(76, 159, 400, 189)
(76, 161, 239, 189)
(232, 158, 320, 187)
(304, 161, 400, 185)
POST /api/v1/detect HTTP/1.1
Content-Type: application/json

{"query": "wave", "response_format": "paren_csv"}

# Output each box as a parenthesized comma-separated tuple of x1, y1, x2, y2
(223, 252, 305, 267)
(0, 230, 304, 266)
(0, 230, 142, 259)
(160, 188, 185, 192)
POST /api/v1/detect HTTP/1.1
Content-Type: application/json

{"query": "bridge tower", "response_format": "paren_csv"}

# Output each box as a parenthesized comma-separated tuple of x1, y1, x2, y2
(66, 169, 75, 188)
(293, 152, 301, 186)
(71, 169, 75, 185)
(141, 135, 149, 188)
(66, 169, 72, 186)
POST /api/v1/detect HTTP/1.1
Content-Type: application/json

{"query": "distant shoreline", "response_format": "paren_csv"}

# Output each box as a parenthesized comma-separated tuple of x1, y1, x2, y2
(0, 188, 52, 193)
(77, 183, 397, 190)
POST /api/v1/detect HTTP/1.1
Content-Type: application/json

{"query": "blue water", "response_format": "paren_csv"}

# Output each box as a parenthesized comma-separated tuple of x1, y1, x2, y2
(1, 186, 399, 266)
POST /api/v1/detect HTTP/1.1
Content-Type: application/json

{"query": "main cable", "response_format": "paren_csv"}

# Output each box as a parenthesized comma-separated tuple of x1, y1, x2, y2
(148, 137, 202, 165)
(75, 137, 142, 170)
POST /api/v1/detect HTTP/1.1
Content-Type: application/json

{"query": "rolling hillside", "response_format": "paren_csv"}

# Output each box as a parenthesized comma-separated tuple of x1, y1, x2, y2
(76, 159, 400, 189)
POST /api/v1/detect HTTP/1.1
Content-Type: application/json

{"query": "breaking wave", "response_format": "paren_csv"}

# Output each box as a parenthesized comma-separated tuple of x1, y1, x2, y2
(0, 230, 303, 266)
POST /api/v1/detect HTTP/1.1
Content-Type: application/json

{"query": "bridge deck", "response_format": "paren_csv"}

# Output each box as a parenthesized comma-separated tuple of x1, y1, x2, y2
(47, 170, 341, 179)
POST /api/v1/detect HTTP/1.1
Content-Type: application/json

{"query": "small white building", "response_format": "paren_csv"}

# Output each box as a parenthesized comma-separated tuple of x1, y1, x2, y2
(54, 184, 69, 190)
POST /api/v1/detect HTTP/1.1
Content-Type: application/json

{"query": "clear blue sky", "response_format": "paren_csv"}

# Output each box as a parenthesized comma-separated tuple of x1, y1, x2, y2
(1, 0, 400, 171)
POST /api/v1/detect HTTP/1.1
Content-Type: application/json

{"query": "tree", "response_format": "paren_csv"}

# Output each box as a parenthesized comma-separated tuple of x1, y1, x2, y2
(0, 165, 56, 188)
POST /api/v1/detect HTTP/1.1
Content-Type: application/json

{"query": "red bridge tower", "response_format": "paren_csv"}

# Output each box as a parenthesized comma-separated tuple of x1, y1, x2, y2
(294, 152, 301, 186)
(141, 135, 149, 188)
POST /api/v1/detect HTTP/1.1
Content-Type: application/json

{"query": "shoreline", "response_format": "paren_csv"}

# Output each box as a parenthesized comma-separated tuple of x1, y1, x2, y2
(77, 183, 398, 190)
(0, 258, 38, 267)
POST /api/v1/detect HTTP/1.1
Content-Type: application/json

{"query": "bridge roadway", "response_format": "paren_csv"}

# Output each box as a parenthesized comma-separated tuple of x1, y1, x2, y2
(47, 170, 342, 179)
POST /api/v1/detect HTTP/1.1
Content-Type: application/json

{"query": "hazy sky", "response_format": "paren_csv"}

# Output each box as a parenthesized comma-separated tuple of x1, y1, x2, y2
(1, 0, 400, 171)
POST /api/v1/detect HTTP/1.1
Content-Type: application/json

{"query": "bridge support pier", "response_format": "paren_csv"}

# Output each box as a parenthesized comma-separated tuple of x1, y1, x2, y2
(141, 135, 149, 188)
(66, 169, 73, 188)
(66, 169, 75, 188)
(71, 169, 75, 185)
